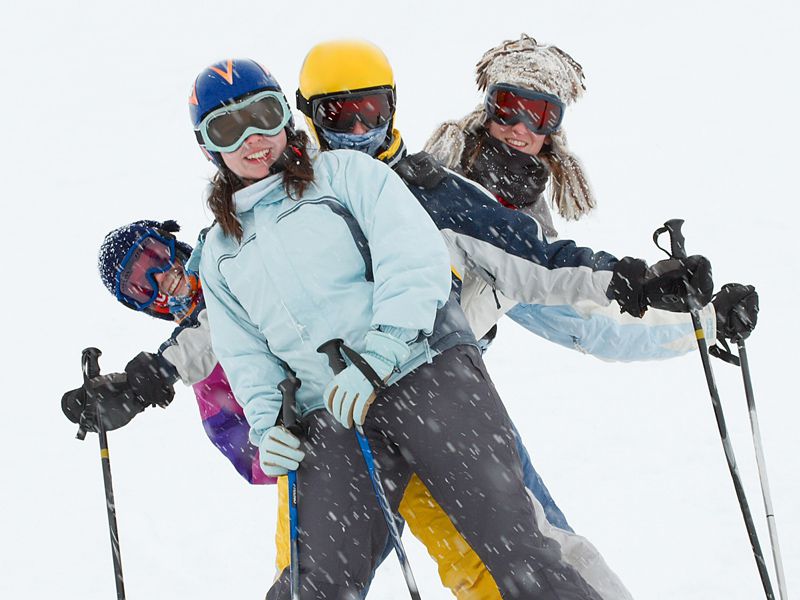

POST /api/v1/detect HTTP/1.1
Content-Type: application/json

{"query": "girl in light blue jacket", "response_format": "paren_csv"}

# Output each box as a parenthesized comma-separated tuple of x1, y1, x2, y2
(191, 59, 611, 600)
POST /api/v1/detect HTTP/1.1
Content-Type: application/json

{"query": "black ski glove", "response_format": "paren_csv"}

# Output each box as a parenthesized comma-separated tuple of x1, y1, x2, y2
(61, 373, 146, 432)
(124, 351, 177, 408)
(609, 255, 713, 317)
(712, 283, 759, 342)
(394, 151, 447, 189)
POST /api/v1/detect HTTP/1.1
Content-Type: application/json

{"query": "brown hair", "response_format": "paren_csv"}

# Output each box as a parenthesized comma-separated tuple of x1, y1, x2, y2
(460, 129, 485, 176)
(207, 130, 315, 242)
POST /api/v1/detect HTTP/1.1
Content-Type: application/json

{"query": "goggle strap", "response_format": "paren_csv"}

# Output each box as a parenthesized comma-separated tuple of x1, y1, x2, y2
(488, 84, 564, 107)
(296, 89, 313, 117)
(304, 85, 396, 109)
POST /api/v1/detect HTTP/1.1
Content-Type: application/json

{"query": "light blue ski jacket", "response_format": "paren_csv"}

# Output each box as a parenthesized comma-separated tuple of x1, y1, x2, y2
(199, 150, 461, 444)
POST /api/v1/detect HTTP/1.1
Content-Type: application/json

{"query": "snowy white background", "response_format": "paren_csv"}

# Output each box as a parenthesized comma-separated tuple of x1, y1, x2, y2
(2, 1, 798, 598)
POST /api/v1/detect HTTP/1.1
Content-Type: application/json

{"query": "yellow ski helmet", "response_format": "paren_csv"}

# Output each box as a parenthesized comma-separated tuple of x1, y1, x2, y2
(296, 40, 396, 147)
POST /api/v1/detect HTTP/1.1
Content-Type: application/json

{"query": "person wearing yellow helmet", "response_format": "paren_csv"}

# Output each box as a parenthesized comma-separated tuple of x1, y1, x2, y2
(296, 39, 406, 165)
(295, 39, 644, 600)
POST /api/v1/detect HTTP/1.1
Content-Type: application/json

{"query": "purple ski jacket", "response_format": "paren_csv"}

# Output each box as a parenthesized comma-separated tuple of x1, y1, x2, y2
(157, 297, 274, 485)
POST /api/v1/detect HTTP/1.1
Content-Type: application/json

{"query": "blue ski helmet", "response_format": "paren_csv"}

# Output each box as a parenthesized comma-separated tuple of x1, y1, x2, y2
(189, 58, 294, 167)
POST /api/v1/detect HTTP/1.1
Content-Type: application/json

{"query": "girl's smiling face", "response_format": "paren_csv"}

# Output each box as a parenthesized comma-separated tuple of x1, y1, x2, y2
(221, 130, 288, 182)
(487, 119, 547, 156)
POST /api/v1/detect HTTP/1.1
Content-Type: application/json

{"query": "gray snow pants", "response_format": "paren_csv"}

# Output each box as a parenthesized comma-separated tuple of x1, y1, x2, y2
(266, 345, 601, 600)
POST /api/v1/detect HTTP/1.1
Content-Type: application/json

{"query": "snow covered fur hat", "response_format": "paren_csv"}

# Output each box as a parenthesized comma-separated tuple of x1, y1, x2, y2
(424, 34, 596, 221)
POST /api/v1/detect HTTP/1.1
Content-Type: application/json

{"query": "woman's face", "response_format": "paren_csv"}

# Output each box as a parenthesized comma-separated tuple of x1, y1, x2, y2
(487, 120, 547, 156)
(221, 130, 288, 182)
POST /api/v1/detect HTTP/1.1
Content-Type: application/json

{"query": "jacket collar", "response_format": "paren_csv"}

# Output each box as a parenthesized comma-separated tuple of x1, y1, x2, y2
(376, 128, 407, 168)
(232, 172, 285, 214)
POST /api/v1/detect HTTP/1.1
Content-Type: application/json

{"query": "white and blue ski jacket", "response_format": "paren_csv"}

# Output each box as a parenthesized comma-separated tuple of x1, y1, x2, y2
(403, 166, 715, 360)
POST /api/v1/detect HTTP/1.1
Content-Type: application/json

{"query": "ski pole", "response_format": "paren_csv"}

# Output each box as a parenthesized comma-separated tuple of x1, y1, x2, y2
(277, 371, 302, 600)
(653, 220, 775, 600)
(77, 347, 126, 600)
(317, 339, 422, 600)
(725, 340, 788, 600)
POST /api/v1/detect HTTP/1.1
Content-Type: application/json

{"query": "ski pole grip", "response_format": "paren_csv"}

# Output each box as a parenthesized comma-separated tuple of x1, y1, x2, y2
(317, 339, 347, 375)
(652, 219, 688, 259)
(82, 347, 102, 384)
(278, 370, 301, 431)
(664, 219, 687, 259)
(654, 219, 706, 314)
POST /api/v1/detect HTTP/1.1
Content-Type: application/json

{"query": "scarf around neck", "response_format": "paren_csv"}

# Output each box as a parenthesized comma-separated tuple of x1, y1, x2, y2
(467, 131, 551, 209)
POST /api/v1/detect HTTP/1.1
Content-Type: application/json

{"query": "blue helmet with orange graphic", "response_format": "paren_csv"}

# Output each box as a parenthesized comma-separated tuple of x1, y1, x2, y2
(189, 59, 294, 167)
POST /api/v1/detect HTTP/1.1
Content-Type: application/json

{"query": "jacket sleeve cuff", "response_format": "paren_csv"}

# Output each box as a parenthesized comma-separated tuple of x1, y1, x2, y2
(375, 325, 419, 343)
(154, 352, 181, 386)
(366, 328, 414, 367)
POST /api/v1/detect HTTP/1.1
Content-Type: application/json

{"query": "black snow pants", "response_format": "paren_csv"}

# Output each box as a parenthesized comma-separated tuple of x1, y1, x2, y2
(266, 344, 601, 600)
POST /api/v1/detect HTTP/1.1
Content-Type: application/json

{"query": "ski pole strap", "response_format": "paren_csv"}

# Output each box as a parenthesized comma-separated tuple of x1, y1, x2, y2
(317, 339, 387, 391)
(76, 399, 90, 441)
(340, 344, 386, 391)
(709, 339, 741, 366)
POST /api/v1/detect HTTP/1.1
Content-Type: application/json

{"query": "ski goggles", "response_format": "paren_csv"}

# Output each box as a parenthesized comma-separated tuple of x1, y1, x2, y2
(484, 84, 565, 135)
(195, 90, 292, 153)
(115, 231, 176, 310)
(298, 88, 395, 133)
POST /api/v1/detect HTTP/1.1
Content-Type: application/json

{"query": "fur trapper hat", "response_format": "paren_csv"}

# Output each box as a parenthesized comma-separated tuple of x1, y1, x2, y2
(424, 34, 596, 221)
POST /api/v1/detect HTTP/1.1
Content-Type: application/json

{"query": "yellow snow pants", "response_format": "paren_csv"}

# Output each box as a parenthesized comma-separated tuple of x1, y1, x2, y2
(274, 473, 501, 599)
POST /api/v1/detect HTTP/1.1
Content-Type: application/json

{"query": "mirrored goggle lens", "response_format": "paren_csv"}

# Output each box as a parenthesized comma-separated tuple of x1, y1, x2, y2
(118, 236, 174, 305)
(206, 95, 287, 148)
(490, 90, 564, 134)
(313, 92, 393, 133)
